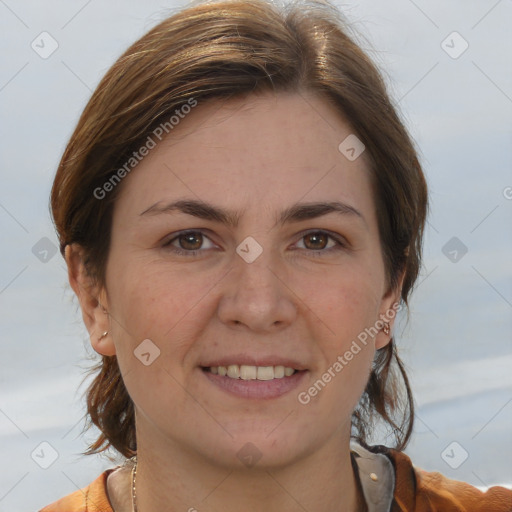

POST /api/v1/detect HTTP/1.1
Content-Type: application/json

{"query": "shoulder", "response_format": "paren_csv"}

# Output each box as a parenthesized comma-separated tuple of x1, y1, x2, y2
(39, 470, 114, 512)
(379, 446, 512, 512)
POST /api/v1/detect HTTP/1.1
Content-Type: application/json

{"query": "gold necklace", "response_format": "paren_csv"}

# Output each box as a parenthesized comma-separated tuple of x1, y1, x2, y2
(131, 457, 138, 512)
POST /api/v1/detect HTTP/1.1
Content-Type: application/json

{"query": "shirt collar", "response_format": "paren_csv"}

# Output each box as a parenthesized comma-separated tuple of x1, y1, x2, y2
(350, 441, 395, 512)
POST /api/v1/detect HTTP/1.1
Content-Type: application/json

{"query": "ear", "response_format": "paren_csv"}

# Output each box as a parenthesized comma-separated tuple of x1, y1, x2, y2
(374, 270, 405, 350)
(65, 244, 116, 356)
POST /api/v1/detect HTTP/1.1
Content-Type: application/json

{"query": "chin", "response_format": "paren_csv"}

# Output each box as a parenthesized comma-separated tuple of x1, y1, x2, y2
(189, 420, 320, 471)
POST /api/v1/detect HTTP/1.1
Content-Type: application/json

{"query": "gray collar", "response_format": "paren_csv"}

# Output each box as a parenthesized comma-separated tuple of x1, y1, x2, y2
(350, 441, 395, 512)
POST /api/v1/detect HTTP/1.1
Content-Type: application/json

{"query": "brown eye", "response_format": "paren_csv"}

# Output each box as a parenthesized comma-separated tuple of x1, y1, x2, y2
(178, 232, 203, 250)
(303, 232, 329, 250)
(294, 230, 345, 255)
(163, 230, 217, 257)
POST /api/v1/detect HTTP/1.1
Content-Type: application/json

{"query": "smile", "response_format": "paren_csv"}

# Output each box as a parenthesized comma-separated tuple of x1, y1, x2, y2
(201, 365, 307, 399)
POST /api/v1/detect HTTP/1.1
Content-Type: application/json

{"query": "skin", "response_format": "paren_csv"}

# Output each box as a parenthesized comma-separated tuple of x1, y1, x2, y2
(67, 90, 402, 512)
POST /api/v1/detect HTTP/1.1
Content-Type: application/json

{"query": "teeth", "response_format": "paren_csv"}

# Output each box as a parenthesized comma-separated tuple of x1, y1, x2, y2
(227, 365, 240, 378)
(240, 365, 257, 380)
(257, 366, 274, 380)
(208, 364, 297, 380)
(274, 365, 285, 378)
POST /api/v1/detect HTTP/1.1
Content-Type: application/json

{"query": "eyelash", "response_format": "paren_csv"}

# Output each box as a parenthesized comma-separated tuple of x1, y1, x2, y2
(161, 229, 347, 257)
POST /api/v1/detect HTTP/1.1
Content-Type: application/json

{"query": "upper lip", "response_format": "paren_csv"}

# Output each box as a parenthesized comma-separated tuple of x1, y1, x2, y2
(200, 355, 307, 370)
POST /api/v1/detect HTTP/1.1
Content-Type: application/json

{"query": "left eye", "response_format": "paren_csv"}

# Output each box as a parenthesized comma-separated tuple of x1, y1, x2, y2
(294, 231, 343, 252)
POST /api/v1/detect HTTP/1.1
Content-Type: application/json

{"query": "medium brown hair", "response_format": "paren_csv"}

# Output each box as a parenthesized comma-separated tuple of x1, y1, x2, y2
(51, 0, 427, 458)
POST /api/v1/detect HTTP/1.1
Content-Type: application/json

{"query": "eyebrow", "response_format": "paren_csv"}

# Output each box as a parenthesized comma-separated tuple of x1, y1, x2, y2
(139, 199, 365, 228)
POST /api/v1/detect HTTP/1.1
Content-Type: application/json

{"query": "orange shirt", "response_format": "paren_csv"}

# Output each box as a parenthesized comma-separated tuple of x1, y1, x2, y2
(39, 448, 512, 511)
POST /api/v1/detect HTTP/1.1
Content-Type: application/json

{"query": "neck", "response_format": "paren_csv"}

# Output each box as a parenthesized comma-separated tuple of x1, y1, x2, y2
(133, 426, 364, 512)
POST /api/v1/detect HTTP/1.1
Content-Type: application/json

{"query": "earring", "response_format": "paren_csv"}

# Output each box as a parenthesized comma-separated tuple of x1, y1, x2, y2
(98, 331, 109, 340)
(383, 322, 390, 335)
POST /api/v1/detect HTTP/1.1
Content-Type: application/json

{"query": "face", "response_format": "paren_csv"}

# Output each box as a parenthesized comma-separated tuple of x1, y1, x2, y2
(81, 91, 400, 469)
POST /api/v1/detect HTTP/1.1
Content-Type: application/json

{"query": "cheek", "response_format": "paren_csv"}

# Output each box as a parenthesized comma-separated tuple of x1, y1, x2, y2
(299, 267, 380, 409)
(105, 254, 221, 377)
(105, 259, 217, 418)
(108, 255, 208, 331)
(313, 268, 382, 349)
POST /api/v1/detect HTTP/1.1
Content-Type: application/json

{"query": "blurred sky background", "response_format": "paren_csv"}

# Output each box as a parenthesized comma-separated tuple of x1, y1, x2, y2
(1, 0, 511, 509)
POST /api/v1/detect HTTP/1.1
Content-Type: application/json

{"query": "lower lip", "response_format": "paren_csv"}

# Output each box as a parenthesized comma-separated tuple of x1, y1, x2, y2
(201, 368, 308, 399)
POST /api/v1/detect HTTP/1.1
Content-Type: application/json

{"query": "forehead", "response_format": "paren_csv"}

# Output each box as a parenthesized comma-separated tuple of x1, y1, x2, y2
(112, 91, 376, 223)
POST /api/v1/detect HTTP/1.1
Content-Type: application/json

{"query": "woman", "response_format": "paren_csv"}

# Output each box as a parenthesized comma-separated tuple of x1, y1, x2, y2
(40, 0, 512, 510)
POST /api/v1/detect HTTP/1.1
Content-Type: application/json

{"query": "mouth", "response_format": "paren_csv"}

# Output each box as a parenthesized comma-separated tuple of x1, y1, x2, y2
(200, 364, 308, 399)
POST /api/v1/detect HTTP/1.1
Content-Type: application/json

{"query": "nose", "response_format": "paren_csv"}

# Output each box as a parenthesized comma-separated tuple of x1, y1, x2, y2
(216, 245, 297, 333)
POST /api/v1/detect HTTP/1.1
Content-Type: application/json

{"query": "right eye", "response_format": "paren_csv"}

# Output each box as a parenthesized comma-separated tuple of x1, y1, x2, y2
(162, 230, 217, 257)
